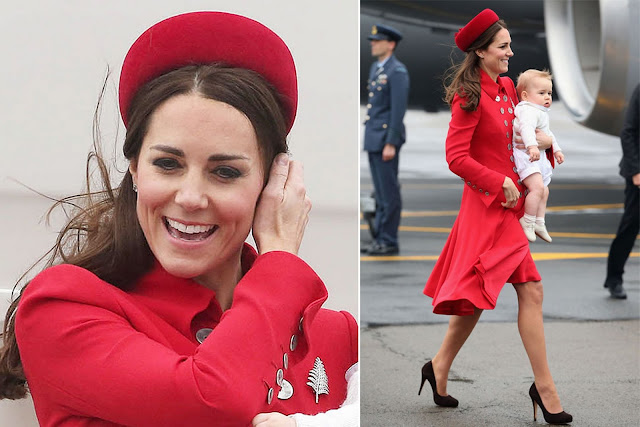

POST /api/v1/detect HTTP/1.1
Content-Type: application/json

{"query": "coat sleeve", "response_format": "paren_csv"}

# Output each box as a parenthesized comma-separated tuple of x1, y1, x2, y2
(446, 95, 506, 207)
(383, 65, 409, 146)
(16, 253, 327, 427)
(620, 84, 639, 178)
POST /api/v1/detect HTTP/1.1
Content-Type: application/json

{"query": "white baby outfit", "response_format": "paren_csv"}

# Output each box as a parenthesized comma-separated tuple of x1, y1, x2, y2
(512, 101, 561, 186)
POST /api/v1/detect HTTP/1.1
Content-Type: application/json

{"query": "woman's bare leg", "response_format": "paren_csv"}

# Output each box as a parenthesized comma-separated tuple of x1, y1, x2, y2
(431, 308, 483, 395)
(513, 281, 563, 413)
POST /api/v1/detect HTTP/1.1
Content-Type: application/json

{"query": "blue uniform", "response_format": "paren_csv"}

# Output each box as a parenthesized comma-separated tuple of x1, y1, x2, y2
(364, 54, 409, 247)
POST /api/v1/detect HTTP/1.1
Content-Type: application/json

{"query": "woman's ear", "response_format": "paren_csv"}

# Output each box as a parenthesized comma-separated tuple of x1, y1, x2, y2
(475, 49, 485, 59)
(129, 159, 138, 186)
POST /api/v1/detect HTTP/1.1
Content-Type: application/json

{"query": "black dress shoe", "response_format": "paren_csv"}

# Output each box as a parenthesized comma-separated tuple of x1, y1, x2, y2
(360, 242, 374, 254)
(608, 283, 627, 299)
(366, 242, 399, 255)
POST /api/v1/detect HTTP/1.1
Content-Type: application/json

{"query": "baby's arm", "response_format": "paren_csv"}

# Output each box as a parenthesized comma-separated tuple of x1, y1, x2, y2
(549, 130, 564, 164)
(515, 106, 540, 161)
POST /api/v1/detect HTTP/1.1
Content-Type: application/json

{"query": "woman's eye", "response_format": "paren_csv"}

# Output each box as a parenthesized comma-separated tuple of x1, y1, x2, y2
(153, 158, 180, 170)
(213, 166, 242, 179)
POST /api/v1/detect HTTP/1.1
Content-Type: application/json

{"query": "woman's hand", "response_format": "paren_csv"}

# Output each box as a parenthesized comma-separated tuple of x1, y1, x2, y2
(534, 129, 552, 150)
(252, 412, 296, 427)
(527, 146, 540, 162)
(501, 176, 519, 209)
(514, 130, 552, 151)
(252, 154, 312, 256)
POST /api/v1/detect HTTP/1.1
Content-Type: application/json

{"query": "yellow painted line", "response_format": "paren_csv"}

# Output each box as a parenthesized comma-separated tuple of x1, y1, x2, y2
(399, 226, 453, 233)
(360, 224, 632, 240)
(546, 203, 622, 212)
(361, 252, 640, 262)
(549, 232, 617, 239)
(530, 252, 639, 261)
(361, 183, 624, 191)
(361, 255, 440, 261)
(362, 203, 624, 220)
(402, 210, 459, 217)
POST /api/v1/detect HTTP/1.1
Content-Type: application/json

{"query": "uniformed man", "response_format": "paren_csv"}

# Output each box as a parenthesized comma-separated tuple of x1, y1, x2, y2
(362, 23, 409, 255)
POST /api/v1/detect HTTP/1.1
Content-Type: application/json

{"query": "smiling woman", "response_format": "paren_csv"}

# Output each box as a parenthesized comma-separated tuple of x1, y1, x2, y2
(0, 11, 358, 427)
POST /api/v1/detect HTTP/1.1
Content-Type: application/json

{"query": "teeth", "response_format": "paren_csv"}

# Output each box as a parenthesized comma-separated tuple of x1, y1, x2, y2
(166, 218, 215, 234)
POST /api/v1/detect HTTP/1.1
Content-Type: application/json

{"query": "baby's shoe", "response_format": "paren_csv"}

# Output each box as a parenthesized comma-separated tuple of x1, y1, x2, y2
(519, 217, 536, 242)
(535, 223, 552, 243)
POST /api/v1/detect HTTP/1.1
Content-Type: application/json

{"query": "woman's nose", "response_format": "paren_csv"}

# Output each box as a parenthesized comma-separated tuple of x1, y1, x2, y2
(174, 175, 208, 211)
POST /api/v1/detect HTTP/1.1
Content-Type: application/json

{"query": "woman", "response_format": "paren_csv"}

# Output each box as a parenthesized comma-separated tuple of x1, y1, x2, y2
(421, 9, 572, 424)
(0, 12, 358, 427)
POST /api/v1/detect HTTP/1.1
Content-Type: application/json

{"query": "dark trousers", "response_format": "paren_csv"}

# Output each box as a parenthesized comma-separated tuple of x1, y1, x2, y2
(368, 150, 401, 247)
(606, 178, 639, 284)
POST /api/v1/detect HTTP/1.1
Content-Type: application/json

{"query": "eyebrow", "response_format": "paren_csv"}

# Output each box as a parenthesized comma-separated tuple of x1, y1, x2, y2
(150, 144, 250, 161)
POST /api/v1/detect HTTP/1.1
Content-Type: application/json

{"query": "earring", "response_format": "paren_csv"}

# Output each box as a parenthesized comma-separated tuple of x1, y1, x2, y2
(133, 183, 138, 193)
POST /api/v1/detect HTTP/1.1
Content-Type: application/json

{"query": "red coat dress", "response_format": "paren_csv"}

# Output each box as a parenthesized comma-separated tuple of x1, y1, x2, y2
(15, 245, 358, 426)
(424, 69, 541, 316)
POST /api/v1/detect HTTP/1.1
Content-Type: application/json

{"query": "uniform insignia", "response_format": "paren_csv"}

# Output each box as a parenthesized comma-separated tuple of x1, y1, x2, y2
(377, 74, 388, 84)
(372, 25, 378, 35)
(306, 357, 329, 403)
(277, 379, 294, 400)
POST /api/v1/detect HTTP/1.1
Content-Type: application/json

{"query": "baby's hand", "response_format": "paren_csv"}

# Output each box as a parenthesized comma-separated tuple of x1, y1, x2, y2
(527, 146, 540, 162)
(555, 151, 565, 164)
(252, 413, 296, 427)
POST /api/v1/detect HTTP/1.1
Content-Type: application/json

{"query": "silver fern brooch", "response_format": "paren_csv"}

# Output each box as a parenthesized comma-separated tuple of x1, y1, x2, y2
(306, 357, 329, 403)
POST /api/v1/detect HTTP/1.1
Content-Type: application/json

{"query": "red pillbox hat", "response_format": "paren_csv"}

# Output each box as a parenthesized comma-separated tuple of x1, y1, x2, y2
(454, 9, 500, 52)
(119, 11, 298, 132)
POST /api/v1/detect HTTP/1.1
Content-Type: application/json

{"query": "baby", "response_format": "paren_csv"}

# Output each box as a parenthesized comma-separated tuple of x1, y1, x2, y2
(513, 69, 565, 242)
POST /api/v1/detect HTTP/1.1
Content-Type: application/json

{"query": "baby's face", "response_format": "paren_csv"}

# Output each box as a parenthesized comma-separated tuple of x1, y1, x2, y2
(523, 76, 553, 108)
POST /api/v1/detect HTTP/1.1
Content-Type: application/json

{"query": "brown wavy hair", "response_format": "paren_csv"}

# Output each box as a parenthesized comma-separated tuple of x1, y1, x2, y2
(0, 64, 289, 399)
(443, 19, 508, 111)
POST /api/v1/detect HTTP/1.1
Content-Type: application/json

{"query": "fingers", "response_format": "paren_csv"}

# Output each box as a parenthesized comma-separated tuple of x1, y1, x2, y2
(263, 153, 290, 201)
(252, 156, 311, 255)
(501, 176, 519, 209)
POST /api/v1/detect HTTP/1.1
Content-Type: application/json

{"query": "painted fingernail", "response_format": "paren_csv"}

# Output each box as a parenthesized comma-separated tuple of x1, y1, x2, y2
(277, 153, 289, 165)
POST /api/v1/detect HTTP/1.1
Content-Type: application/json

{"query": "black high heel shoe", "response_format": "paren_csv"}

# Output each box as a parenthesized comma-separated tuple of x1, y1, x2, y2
(529, 382, 572, 424)
(418, 361, 459, 407)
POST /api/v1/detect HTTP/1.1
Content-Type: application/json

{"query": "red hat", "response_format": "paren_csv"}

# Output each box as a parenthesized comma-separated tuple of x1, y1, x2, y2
(119, 11, 298, 132)
(454, 9, 500, 52)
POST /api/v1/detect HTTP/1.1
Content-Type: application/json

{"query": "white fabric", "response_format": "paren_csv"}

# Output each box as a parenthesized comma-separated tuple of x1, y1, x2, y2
(289, 362, 359, 427)
(512, 101, 561, 186)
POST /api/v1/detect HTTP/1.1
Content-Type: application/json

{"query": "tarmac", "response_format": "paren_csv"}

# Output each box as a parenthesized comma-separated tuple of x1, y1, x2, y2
(360, 105, 640, 426)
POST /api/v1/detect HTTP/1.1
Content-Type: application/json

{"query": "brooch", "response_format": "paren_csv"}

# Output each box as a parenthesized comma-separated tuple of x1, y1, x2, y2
(306, 357, 329, 403)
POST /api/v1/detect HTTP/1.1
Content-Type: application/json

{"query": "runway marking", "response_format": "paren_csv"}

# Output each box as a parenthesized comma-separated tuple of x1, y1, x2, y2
(361, 183, 625, 191)
(546, 203, 623, 212)
(394, 203, 623, 218)
(360, 252, 640, 262)
(360, 224, 635, 240)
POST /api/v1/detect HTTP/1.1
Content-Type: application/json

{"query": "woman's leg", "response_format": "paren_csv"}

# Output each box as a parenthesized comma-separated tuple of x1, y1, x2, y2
(431, 308, 483, 395)
(513, 281, 564, 413)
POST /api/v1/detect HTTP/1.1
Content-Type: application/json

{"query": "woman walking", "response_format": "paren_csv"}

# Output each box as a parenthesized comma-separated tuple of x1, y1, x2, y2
(422, 9, 572, 424)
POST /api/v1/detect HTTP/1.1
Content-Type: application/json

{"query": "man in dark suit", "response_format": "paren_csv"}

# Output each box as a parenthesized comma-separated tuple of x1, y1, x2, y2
(604, 84, 639, 299)
(362, 23, 409, 255)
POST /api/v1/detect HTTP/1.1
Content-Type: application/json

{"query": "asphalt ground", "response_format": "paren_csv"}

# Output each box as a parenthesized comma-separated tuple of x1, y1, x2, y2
(359, 107, 640, 426)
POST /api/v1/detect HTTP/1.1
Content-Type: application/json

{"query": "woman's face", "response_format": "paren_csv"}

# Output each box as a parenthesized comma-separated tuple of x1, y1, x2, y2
(130, 93, 264, 283)
(477, 28, 513, 80)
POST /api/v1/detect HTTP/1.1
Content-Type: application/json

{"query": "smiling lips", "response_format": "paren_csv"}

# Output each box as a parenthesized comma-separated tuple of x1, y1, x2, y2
(164, 217, 218, 241)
